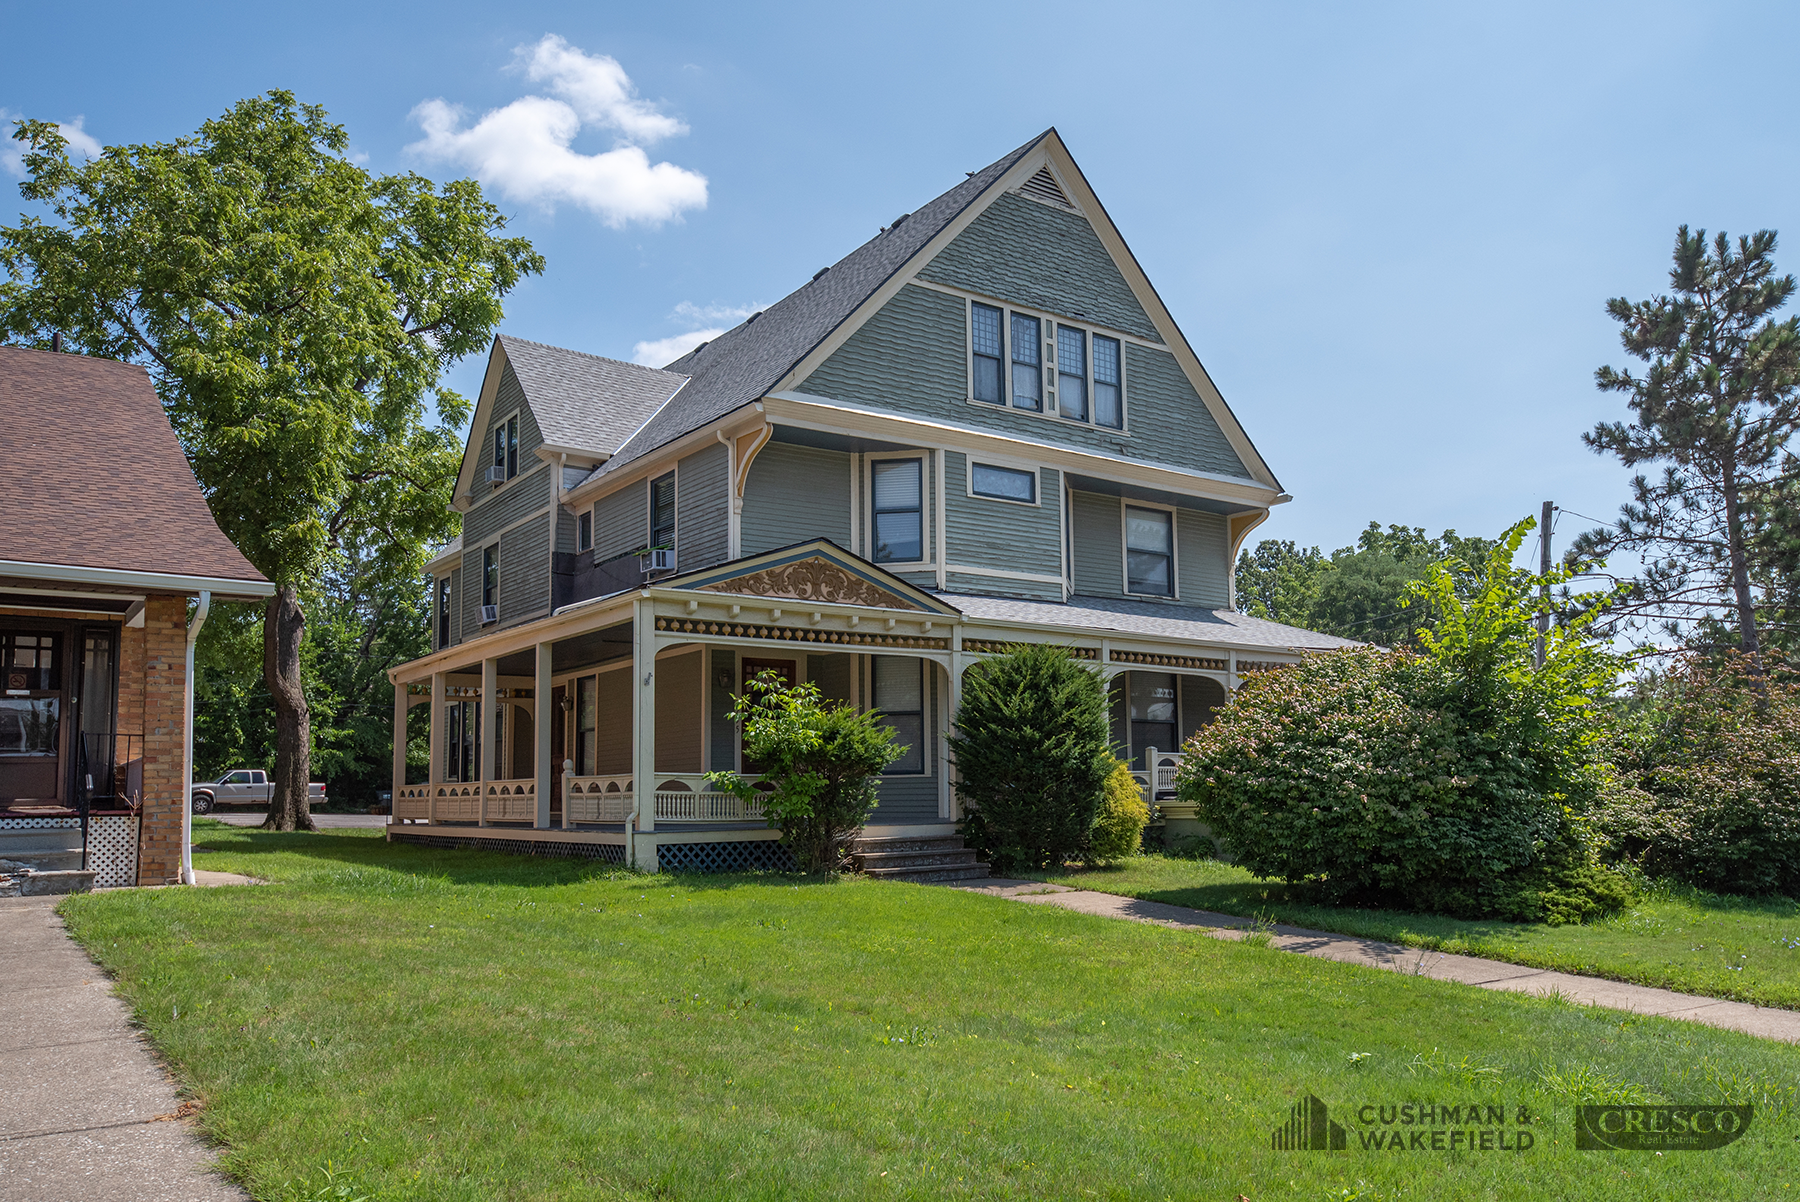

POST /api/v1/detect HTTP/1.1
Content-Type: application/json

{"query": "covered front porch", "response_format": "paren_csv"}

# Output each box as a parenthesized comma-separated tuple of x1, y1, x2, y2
(387, 541, 1307, 871)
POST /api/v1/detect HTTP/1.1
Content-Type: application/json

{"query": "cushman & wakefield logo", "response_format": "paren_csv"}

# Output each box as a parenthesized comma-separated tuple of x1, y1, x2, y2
(1271, 1095, 1536, 1153)
(1575, 1105, 1753, 1151)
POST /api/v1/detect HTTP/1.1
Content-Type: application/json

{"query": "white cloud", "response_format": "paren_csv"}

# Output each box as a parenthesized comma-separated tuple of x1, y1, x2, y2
(672, 301, 762, 325)
(406, 36, 706, 227)
(632, 328, 724, 367)
(2, 112, 101, 176)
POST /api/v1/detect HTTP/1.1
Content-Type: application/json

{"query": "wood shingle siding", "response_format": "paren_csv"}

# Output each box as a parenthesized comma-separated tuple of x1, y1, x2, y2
(742, 442, 851, 554)
(1122, 344, 1249, 479)
(917, 192, 1160, 341)
(1071, 490, 1124, 597)
(677, 442, 730, 572)
(943, 453, 1061, 593)
(1175, 507, 1229, 607)
(499, 515, 549, 622)
(592, 482, 647, 564)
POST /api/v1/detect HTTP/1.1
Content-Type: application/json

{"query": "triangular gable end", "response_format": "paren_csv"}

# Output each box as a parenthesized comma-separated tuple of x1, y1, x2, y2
(451, 337, 512, 512)
(774, 131, 1283, 494)
(666, 539, 963, 616)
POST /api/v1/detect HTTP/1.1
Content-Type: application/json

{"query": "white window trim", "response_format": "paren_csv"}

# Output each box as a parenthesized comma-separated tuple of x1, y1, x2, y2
(491, 409, 522, 486)
(965, 458, 1043, 507)
(576, 509, 593, 553)
(961, 297, 1129, 435)
(648, 469, 678, 553)
(864, 450, 932, 569)
(1120, 499, 1179, 600)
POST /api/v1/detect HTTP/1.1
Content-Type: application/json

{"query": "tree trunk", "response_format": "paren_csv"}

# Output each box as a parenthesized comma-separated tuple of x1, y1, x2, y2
(262, 585, 316, 832)
(1720, 463, 1765, 668)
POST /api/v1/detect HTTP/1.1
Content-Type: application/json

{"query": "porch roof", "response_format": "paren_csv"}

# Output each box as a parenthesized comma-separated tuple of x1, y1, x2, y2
(946, 592, 1360, 654)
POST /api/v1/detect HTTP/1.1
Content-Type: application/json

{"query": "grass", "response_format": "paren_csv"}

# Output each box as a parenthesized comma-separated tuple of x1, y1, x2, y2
(1036, 855, 1800, 1011)
(49, 821, 1800, 1200)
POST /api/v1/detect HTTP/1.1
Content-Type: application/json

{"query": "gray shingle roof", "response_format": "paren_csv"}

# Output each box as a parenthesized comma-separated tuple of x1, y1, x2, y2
(499, 335, 688, 457)
(581, 131, 1052, 486)
(944, 592, 1362, 653)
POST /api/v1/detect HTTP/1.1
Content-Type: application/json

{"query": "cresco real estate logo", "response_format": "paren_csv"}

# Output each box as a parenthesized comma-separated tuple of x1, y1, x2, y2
(1575, 1105, 1753, 1151)
(1271, 1095, 1537, 1154)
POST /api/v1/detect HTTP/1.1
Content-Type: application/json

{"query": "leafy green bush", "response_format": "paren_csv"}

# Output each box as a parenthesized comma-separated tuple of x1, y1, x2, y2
(1178, 521, 1630, 924)
(949, 644, 1114, 873)
(1599, 655, 1800, 895)
(1085, 760, 1150, 865)
(707, 671, 901, 873)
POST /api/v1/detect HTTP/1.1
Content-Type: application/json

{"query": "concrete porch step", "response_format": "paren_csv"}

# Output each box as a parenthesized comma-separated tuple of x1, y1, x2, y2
(862, 862, 991, 883)
(0, 861, 96, 896)
(858, 847, 981, 871)
(854, 835, 969, 855)
(0, 850, 85, 872)
(852, 834, 990, 884)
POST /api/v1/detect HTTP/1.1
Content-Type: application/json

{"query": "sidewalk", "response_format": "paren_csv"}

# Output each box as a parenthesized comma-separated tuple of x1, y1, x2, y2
(960, 881, 1800, 1044)
(0, 896, 246, 1202)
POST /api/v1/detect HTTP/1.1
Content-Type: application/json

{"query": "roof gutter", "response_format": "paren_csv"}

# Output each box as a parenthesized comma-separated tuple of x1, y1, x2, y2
(0, 559, 274, 599)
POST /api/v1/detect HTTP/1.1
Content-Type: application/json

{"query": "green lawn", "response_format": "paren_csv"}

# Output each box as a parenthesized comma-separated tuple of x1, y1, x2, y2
(1036, 856, 1800, 1011)
(53, 823, 1800, 1201)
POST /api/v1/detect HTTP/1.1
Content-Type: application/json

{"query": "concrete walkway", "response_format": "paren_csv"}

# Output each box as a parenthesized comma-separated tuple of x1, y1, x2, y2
(0, 896, 246, 1201)
(208, 811, 386, 829)
(962, 881, 1800, 1044)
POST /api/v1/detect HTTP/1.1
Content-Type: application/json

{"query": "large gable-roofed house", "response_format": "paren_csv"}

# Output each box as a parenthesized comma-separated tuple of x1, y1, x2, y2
(0, 346, 274, 890)
(386, 130, 1355, 875)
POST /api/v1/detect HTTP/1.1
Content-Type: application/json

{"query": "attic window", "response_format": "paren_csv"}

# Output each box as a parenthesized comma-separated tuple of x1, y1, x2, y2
(1016, 167, 1076, 211)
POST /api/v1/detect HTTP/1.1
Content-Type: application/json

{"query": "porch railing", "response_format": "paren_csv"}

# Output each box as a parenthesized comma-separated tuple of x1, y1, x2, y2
(563, 774, 633, 825)
(391, 779, 535, 823)
(561, 771, 768, 826)
(1132, 748, 1184, 804)
(483, 779, 535, 822)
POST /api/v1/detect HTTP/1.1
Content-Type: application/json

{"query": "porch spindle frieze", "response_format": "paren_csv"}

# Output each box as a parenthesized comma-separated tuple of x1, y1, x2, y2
(1109, 648, 1228, 671)
(653, 615, 949, 651)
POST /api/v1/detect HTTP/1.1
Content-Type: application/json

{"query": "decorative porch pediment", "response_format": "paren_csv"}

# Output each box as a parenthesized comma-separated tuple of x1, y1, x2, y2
(668, 540, 961, 616)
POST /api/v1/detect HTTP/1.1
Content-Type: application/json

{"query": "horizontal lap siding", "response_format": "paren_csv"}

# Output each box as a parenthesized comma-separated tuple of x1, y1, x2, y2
(1176, 508, 1229, 608)
(944, 453, 1061, 590)
(555, 508, 577, 555)
(592, 482, 646, 563)
(499, 515, 549, 623)
(917, 192, 1159, 341)
(463, 463, 550, 547)
(742, 442, 851, 554)
(460, 549, 484, 635)
(944, 571, 1062, 602)
(677, 442, 729, 572)
(798, 286, 1246, 480)
(594, 669, 631, 775)
(449, 567, 464, 644)
(1071, 491, 1123, 597)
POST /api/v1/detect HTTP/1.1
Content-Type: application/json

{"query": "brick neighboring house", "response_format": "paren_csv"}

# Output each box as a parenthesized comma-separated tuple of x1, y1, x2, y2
(0, 346, 272, 887)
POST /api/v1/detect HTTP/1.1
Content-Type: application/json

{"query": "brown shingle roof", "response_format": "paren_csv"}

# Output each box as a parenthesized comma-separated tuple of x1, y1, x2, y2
(0, 347, 268, 591)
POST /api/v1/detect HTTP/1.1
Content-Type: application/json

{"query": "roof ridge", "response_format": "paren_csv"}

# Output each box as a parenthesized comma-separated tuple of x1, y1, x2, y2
(499, 334, 690, 379)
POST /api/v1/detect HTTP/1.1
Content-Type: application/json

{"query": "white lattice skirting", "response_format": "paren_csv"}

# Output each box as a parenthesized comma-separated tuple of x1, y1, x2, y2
(0, 816, 81, 831)
(87, 816, 139, 887)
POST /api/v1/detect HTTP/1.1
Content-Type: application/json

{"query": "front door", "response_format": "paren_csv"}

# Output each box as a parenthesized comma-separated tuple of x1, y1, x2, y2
(739, 658, 796, 772)
(0, 629, 69, 814)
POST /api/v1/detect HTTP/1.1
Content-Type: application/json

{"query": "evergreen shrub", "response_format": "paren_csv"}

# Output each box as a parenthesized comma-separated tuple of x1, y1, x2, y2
(1085, 760, 1150, 865)
(950, 644, 1114, 873)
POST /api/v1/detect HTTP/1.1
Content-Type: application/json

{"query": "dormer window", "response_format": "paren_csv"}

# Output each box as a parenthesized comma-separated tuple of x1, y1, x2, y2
(492, 413, 519, 483)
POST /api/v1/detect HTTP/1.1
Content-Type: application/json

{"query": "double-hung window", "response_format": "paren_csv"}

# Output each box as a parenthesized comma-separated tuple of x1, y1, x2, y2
(482, 545, 499, 611)
(970, 462, 1036, 503)
(649, 472, 676, 550)
(577, 510, 593, 553)
(1093, 335, 1122, 429)
(872, 656, 924, 774)
(493, 414, 519, 482)
(1056, 326, 1088, 421)
(575, 675, 597, 776)
(871, 458, 923, 563)
(1125, 506, 1173, 596)
(972, 304, 1004, 404)
(1010, 314, 1042, 410)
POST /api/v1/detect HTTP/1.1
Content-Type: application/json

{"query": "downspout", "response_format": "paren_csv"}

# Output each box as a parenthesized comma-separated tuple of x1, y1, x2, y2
(182, 590, 211, 886)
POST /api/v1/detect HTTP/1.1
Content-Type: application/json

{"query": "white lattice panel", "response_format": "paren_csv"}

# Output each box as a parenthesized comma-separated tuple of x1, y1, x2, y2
(0, 817, 82, 831)
(86, 816, 138, 888)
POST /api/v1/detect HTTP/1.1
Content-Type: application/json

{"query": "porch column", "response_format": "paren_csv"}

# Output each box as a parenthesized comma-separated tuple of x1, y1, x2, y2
(391, 677, 407, 814)
(428, 671, 445, 823)
(631, 597, 658, 871)
(480, 656, 498, 826)
(534, 641, 553, 829)
(1227, 650, 1238, 693)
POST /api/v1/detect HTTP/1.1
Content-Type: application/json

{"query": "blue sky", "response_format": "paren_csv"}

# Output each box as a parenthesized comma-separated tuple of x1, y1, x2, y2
(8, 1, 1799, 558)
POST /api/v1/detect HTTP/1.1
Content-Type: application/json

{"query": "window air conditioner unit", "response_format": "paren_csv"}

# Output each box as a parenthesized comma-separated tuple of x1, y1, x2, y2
(485, 465, 507, 484)
(480, 604, 498, 625)
(641, 548, 676, 575)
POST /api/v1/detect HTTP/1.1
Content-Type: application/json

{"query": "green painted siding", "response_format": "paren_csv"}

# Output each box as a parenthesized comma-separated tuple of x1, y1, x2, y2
(462, 462, 550, 548)
(742, 442, 851, 554)
(654, 650, 702, 772)
(677, 442, 729, 572)
(708, 649, 736, 771)
(918, 192, 1159, 341)
(943, 453, 1061, 590)
(1176, 507, 1229, 608)
(449, 567, 463, 645)
(798, 285, 1250, 480)
(499, 514, 549, 622)
(943, 571, 1062, 602)
(592, 481, 646, 563)
(555, 507, 577, 555)
(460, 548, 484, 634)
(806, 653, 854, 704)
(1071, 490, 1122, 597)
(1124, 344, 1248, 479)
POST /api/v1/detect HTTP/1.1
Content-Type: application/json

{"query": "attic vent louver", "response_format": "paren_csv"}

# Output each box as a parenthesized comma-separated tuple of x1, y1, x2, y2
(1016, 166, 1077, 211)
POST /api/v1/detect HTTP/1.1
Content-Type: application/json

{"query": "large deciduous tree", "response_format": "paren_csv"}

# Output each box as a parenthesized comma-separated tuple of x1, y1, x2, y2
(0, 92, 543, 829)
(1573, 227, 1800, 668)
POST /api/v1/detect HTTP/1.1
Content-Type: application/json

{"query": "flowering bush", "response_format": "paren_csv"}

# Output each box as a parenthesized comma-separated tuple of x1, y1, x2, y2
(1176, 521, 1630, 923)
(1600, 655, 1800, 895)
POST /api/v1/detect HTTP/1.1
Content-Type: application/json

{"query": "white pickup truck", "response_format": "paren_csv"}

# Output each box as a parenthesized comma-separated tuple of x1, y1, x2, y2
(191, 770, 327, 814)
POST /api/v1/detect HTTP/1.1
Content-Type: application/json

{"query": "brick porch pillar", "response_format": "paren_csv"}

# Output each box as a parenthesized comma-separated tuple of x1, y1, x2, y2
(136, 594, 189, 886)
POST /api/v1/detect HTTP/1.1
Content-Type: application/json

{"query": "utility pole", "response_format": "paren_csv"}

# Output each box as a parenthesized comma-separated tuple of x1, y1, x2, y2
(1535, 500, 1554, 670)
